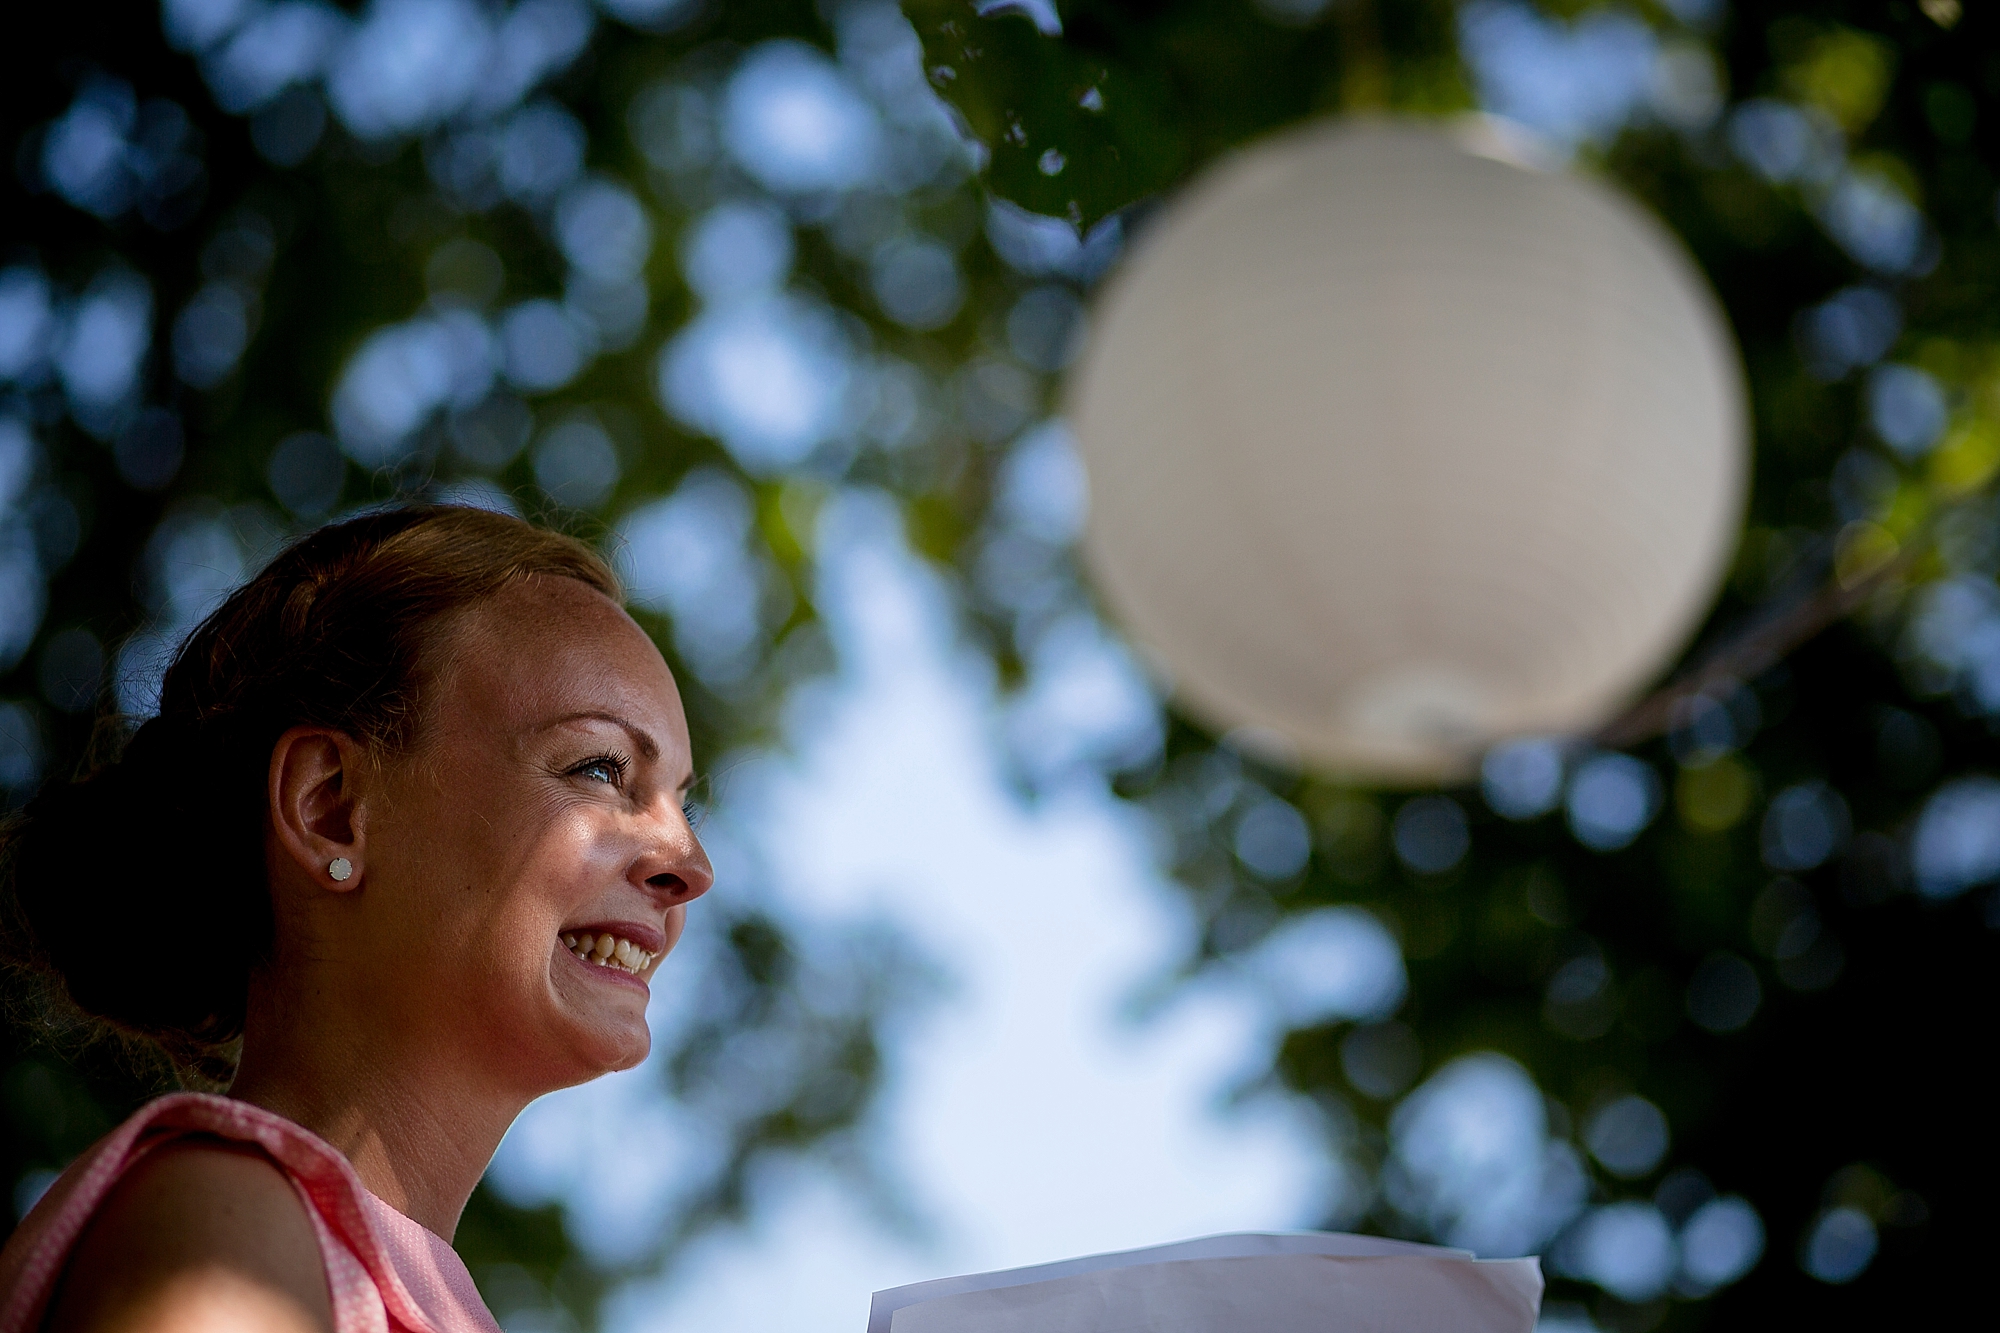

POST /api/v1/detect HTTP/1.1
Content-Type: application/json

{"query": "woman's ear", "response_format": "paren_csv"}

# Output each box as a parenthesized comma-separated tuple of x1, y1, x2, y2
(268, 726, 369, 891)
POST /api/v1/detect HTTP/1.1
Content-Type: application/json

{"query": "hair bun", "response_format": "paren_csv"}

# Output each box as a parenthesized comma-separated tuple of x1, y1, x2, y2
(11, 716, 268, 1065)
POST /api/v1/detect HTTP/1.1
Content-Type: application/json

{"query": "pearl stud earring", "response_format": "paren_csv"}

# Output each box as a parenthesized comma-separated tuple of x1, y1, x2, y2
(328, 857, 354, 882)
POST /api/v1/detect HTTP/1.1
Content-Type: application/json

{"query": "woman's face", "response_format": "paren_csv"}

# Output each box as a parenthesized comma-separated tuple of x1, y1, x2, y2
(354, 576, 712, 1091)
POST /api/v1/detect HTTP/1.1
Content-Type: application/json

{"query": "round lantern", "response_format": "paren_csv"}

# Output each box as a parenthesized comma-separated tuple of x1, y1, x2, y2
(1067, 118, 1748, 783)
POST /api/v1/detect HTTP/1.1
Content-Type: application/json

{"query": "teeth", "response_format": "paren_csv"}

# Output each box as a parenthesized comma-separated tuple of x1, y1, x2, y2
(562, 931, 655, 975)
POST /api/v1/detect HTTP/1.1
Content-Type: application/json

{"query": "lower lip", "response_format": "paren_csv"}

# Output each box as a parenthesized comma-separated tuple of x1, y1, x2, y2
(560, 944, 649, 993)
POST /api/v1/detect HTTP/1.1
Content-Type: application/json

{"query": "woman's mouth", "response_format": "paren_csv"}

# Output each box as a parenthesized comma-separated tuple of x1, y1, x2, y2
(561, 931, 656, 975)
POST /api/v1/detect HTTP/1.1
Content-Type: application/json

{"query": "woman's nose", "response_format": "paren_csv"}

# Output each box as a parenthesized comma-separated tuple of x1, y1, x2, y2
(632, 800, 713, 903)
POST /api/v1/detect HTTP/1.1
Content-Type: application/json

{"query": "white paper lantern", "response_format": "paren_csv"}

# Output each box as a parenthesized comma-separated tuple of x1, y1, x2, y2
(1067, 118, 1749, 782)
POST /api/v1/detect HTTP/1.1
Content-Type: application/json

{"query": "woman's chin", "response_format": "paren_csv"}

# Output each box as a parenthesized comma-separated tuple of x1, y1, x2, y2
(562, 1008, 652, 1077)
(602, 1036, 650, 1073)
(520, 1023, 648, 1090)
(514, 979, 653, 1085)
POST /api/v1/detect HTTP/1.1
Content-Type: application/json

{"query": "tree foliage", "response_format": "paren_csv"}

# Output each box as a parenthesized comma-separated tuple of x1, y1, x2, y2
(3, 0, 1998, 1329)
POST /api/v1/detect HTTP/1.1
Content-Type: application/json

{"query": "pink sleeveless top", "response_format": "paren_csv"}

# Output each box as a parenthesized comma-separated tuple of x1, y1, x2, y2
(0, 1093, 502, 1333)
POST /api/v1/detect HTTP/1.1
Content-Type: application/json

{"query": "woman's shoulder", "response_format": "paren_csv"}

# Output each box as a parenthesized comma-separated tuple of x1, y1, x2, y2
(41, 1137, 333, 1333)
(0, 1094, 381, 1333)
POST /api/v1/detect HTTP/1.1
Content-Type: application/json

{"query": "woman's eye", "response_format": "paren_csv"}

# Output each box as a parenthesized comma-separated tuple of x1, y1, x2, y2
(575, 758, 623, 785)
(682, 798, 707, 830)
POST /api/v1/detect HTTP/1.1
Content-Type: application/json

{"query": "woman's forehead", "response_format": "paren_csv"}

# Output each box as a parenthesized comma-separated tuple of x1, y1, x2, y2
(440, 579, 685, 736)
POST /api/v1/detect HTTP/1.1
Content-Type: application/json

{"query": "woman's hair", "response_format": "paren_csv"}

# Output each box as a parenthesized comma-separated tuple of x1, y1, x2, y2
(0, 506, 619, 1086)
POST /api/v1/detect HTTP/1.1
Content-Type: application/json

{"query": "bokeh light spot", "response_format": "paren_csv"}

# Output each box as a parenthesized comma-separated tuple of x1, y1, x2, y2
(1678, 1195, 1765, 1290)
(172, 283, 252, 389)
(500, 299, 591, 393)
(1867, 363, 1948, 456)
(333, 311, 497, 463)
(868, 235, 963, 331)
(266, 432, 346, 517)
(1911, 775, 2000, 898)
(1760, 781, 1851, 871)
(1457, 0, 1657, 150)
(1583, 1095, 1669, 1178)
(681, 201, 793, 305)
(995, 422, 1088, 546)
(0, 269, 55, 382)
(1251, 906, 1407, 1025)
(1729, 99, 1840, 185)
(721, 41, 881, 195)
(1801, 1205, 1877, 1284)
(327, 0, 494, 139)
(533, 415, 622, 510)
(1677, 755, 1754, 833)
(555, 177, 653, 284)
(659, 296, 853, 474)
(1387, 1053, 1586, 1256)
(1233, 797, 1312, 880)
(1392, 795, 1469, 875)
(613, 470, 767, 683)
(1566, 753, 1661, 851)
(1821, 170, 1926, 274)
(57, 269, 154, 429)
(1685, 951, 1761, 1034)
(497, 100, 586, 202)
(1795, 285, 1901, 380)
(0, 533, 48, 674)
(1567, 1201, 1677, 1302)
(1481, 737, 1565, 820)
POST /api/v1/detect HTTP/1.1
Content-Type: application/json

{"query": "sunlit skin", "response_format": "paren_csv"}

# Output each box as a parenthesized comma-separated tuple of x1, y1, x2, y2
(45, 576, 712, 1333)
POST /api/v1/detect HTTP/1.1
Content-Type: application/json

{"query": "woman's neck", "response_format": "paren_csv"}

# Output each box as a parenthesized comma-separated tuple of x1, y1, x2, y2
(229, 1002, 530, 1240)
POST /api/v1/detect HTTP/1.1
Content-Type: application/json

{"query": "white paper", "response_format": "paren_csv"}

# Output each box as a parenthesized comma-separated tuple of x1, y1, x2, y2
(885, 1254, 1543, 1333)
(868, 1233, 1540, 1333)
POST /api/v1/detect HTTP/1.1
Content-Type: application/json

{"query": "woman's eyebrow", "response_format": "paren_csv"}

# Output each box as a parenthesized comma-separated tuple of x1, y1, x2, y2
(536, 710, 661, 761)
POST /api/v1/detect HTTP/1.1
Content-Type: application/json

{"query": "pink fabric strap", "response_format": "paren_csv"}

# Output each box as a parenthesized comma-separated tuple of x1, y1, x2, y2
(0, 1093, 445, 1333)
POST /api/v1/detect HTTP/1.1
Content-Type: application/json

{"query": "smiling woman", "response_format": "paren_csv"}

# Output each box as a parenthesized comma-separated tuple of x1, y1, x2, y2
(0, 506, 712, 1332)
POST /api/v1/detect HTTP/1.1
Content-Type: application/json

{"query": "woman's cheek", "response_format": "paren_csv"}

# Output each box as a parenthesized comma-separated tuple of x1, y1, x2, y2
(661, 903, 689, 957)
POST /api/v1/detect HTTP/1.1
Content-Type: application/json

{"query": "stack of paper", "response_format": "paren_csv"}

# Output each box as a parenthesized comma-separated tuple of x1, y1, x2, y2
(869, 1232, 1542, 1332)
